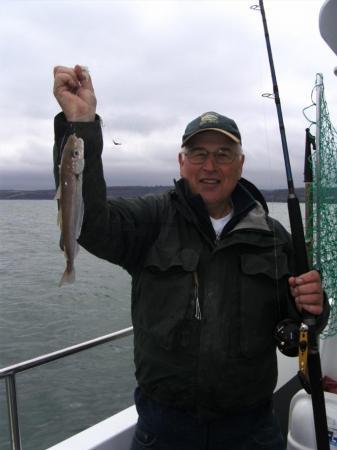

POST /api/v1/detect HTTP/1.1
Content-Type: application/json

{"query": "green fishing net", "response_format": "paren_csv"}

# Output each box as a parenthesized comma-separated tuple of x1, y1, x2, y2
(306, 73, 337, 338)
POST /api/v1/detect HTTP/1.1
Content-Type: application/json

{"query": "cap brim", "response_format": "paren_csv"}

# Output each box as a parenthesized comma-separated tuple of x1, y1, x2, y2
(182, 128, 241, 146)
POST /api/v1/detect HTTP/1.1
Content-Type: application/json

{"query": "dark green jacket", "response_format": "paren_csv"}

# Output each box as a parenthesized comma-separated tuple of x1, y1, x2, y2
(54, 113, 329, 418)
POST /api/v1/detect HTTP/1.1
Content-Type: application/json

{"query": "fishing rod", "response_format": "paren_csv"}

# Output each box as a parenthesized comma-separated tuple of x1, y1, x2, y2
(255, 2, 329, 449)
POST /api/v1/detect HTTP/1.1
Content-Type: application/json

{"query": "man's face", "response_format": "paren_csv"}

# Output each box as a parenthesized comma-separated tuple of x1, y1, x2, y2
(178, 131, 244, 218)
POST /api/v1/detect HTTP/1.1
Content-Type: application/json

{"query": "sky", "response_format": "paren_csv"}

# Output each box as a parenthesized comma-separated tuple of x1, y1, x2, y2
(1, 0, 337, 190)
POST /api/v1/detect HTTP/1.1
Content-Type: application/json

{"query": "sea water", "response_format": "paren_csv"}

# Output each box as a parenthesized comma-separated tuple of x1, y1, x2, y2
(0, 199, 296, 450)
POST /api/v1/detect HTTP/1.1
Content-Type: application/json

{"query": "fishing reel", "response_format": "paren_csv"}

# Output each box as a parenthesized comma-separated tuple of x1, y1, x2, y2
(273, 319, 301, 357)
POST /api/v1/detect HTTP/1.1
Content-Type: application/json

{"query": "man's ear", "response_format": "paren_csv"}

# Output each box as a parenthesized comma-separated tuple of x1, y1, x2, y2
(237, 154, 245, 179)
(178, 152, 184, 176)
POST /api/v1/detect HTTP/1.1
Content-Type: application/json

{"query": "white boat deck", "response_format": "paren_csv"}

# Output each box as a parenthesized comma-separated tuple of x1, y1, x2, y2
(46, 405, 137, 450)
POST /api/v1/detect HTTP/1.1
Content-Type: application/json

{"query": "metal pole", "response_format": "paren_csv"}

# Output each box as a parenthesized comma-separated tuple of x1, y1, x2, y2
(304, 127, 315, 267)
(6, 374, 22, 450)
(315, 73, 324, 270)
(0, 326, 134, 379)
(0, 326, 134, 450)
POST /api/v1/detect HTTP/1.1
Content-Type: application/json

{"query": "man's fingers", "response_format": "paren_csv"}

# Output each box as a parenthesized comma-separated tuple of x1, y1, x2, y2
(289, 270, 324, 315)
(291, 282, 322, 297)
(54, 66, 83, 87)
(53, 64, 96, 121)
(293, 270, 320, 284)
(53, 65, 94, 92)
(295, 297, 323, 315)
(54, 73, 78, 89)
(54, 65, 76, 78)
(297, 303, 321, 315)
(74, 65, 94, 91)
(288, 271, 322, 294)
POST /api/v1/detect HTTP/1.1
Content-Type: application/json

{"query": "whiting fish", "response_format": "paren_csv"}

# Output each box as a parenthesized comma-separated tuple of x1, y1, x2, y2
(55, 134, 85, 286)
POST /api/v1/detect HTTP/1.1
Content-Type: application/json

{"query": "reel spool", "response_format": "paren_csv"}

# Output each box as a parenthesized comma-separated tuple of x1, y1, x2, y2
(273, 319, 300, 357)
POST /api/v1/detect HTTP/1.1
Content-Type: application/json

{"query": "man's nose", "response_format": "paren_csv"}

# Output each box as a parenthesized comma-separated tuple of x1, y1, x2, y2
(202, 153, 218, 170)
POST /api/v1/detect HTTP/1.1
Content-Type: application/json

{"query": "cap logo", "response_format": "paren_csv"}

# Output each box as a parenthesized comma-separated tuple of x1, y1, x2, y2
(199, 112, 219, 125)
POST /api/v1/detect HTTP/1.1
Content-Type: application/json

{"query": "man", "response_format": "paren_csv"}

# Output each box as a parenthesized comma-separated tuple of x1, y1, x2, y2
(53, 65, 329, 450)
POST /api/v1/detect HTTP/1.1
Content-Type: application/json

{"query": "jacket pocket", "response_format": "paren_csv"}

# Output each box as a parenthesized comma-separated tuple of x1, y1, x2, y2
(239, 250, 289, 357)
(134, 246, 199, 350)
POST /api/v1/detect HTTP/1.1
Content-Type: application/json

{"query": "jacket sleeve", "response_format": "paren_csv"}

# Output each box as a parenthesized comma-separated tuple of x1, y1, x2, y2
(53, 113, 165, 273)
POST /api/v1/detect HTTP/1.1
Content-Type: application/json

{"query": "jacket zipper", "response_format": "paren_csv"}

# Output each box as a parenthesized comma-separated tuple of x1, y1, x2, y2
(193, 271, 202, 320)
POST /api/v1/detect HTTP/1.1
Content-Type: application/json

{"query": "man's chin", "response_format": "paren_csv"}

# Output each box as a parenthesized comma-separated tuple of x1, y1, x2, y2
(199, 188, 222, 201)
(200, 194, 223, 208)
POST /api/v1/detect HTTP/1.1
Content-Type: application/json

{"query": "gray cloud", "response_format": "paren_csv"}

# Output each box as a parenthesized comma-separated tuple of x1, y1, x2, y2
(1, 1, 337, 190)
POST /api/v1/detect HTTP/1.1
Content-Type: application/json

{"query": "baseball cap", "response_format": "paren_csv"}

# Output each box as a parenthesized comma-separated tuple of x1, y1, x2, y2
(182, 111, 241, 146)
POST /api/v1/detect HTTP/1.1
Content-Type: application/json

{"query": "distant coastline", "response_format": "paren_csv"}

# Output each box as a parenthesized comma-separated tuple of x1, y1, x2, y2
(0, 186, 305, 202)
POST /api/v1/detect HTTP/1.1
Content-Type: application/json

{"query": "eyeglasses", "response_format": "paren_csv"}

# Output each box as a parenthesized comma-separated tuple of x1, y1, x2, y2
(181, 148, 241, 165)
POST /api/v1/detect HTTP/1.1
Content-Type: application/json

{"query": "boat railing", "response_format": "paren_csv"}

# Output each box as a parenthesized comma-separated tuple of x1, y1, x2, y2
(0, 326, 134, 450)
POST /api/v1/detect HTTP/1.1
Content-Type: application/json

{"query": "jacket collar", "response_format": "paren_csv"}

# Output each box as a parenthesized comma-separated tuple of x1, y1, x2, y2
(173, 178, 268, 239)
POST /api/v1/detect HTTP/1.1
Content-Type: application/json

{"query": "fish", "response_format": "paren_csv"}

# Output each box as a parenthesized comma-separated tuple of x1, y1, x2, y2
(55, 133, 85, 286)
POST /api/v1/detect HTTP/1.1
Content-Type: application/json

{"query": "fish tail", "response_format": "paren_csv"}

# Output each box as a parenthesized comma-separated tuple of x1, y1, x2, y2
(59, 265, 75, 287)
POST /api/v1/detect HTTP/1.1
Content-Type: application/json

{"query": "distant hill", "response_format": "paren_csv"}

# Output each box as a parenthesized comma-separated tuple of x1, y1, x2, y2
(0, 186, 305, 202)
(0, 189, 57, 200)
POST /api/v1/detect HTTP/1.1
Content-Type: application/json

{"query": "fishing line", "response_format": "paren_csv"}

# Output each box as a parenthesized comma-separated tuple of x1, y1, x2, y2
(254, 28, 284, 319)
(260, 81, 283, 318)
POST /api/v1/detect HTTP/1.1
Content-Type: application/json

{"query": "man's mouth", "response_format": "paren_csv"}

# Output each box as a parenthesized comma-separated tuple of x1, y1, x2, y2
(199, 178, 220, 184)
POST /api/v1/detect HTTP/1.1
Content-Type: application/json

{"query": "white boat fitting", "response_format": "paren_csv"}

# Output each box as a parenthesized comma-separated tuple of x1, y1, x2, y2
(319, 0, 337, 56)
(286, 334, 337, 450)
(287, 390, 337, 450)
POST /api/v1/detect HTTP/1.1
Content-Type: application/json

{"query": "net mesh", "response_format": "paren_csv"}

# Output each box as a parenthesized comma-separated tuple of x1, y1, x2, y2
(306, 73, 337, 338)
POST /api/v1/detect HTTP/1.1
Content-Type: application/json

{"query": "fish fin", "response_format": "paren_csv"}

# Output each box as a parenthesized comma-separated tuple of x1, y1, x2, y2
(57, 209, 62, 228)
(55, 185, 62, 229)
(75, 196, 84, 239)
(54, 185, 61, 200)
(59, 267, 75, 287)
(59, 232, 64, 251)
